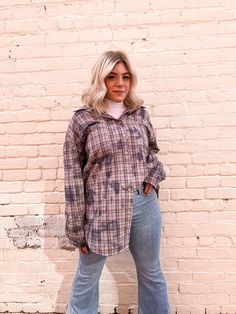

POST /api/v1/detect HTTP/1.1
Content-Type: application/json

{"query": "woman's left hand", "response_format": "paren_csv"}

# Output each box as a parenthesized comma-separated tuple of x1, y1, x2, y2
(143, 182, 154, 195)
(79, 245, 90, 254)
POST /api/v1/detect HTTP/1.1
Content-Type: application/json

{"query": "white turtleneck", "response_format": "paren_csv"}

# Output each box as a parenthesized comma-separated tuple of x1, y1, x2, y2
(105, 98, 126, 119)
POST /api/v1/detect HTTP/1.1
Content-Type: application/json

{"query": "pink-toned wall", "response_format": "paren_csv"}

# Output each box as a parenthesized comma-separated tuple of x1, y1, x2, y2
(1, 1, 236, 313)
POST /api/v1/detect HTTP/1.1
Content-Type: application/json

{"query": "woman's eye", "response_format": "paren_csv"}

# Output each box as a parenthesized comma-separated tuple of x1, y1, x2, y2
(123, 75, 130, 80)
(107, 75, 116, 80)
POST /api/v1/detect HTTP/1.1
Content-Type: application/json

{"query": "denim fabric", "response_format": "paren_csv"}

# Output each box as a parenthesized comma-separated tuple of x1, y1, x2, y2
(66, 189, 170, 314)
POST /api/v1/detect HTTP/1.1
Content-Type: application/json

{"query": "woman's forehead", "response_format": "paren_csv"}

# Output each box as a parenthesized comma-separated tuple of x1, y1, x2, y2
(110, 62, 129, 74)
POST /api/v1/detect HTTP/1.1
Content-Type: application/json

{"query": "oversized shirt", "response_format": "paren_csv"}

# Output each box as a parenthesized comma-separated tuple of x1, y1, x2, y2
(63, 105, 166, 256)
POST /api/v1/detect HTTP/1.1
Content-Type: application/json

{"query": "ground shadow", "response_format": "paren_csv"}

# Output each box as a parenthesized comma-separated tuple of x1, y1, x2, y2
(42, 200, 138, 314)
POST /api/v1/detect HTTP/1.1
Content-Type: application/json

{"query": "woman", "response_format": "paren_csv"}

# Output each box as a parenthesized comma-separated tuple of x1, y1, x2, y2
(63, 51, 170, 314)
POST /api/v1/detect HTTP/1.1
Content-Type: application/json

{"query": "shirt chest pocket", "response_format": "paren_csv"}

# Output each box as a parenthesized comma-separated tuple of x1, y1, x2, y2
(128, 123, 149, 153)
(85, 122, 114, 158)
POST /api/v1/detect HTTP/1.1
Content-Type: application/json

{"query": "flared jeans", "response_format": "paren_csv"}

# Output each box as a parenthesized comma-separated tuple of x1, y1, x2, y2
(66, 188, 170, 314)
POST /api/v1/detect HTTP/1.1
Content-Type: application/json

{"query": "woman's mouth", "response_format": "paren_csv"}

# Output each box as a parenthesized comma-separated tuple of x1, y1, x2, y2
(114, 91, 125, 95)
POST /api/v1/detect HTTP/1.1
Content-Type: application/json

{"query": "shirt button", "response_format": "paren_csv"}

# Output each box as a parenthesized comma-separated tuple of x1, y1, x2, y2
(127, 187, 133, 192)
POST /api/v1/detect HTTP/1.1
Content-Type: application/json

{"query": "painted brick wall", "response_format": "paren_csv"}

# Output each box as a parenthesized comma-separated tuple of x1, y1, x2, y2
(0, 1, 236, 313)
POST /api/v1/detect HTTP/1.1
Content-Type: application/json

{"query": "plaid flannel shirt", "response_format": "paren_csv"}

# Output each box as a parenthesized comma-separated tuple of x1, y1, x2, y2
(63, 106, 166, 256)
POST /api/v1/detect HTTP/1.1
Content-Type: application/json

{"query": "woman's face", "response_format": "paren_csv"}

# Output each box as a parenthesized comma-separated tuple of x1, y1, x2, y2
(105, 62, 131, 102)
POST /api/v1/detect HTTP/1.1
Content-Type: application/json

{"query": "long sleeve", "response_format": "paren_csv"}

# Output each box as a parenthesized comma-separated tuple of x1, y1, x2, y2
(63, 115, 87, 248)
(144, 110, 166, 189)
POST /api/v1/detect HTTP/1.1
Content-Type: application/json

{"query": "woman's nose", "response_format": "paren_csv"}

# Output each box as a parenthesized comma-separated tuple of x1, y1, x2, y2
(116, 76, 124, 86)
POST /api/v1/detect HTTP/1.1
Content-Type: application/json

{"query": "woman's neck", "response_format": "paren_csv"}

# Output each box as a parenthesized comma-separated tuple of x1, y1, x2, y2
(105, 98, 126, 119)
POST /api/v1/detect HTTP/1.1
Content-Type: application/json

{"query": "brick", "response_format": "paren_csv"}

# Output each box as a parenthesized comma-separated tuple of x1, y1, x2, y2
(0, 204, 28, 216)
(182, 237, 199, 246)
(206, 114, 236, 127)
(36, 121, 68, 133)
(204, 164, 220, 175)
(17, 110, 50, 122)
(170, 116, 204, 128)
(210, 211, 236, 221)
(156, 129, 184, 141)
(6, 146, 38, 157)
(43, 192, 64, 204)
(161, 153, 191, 165)
(177, 212, 209, 223)
(161, 177, 186, 189)
(199, 236, 232, 247)
(179, 259, 210, 272)
(221, 176, 236, 187)
(152, 104, 186, 117)
(206, 188, 236, 199)
(193, 272, 224, 282)
(44, 31, 78, 44)
(224, 200, 236, 211)
(192, 152, 224, 164)
(171, 189, 204, 200)
(5, 122, 37, 134)
(108, 14, 126, 26)
(220, 163, 236, 175)
(182, 293, 230, 305)
(0, 111, 18, 123)
(165, 237, 182, 246)
(79, 28, 112, 42)
(180, 283, 211, 294)
(56, 15, 74, 30)
(23, 181, 45, 192)
(6, 302, 23, 313)
(1, 158, 27, 170)
(0, 123, 5, 134)
(226, 152, 236, 163)
(158, 142, 171, 153)
(27, 157, 58, 169)
(0, 217, 15, 229)
(187, 165, 204, 176)
(151, 117, 169, 129)
(27, 169, 42, 180)
(0, 182, 23, 193)
(0, 194, 10, 207)
(55, 167, 64, 179)
(42, 169, 57, 180)
(165, 272, 193, 283)
(11, 193, 42, 204)
(197, 248, 232, 258)
(1, 134, 25, 146)
(164, 224, 196, 237)
(50, 109, 73, 121)
(187, 176, 220, 188)
(169, 165, 186, 177)
(113, 28, 148, 41)
(184, 127, 221, 140)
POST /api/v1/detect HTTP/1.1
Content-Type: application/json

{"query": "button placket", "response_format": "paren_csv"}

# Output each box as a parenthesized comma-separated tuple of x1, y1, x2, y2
(119, 123, 135, 192)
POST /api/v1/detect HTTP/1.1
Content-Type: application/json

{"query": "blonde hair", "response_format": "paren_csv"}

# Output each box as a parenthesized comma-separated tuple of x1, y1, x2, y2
(81, 51, 143, 114)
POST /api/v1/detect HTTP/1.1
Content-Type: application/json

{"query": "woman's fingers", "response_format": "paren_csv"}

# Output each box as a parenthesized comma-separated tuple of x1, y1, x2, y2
(80, 245, 90, 254)
(143, 182, 154, 195)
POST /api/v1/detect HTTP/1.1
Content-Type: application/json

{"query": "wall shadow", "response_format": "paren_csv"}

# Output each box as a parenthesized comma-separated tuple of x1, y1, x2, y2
(42, 199, 138, 314)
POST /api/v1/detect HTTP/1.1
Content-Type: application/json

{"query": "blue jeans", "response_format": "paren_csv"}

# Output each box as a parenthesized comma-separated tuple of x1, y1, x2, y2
(66, 189, 170, 314)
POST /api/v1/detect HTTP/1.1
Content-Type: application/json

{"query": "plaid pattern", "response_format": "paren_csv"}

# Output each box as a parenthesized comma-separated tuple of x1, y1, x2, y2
(63, 106, 166, 256)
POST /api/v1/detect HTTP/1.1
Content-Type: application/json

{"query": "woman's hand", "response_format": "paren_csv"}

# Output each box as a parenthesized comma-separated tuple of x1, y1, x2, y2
(143, 182, 154, 195)
(79, 245, 90, 254)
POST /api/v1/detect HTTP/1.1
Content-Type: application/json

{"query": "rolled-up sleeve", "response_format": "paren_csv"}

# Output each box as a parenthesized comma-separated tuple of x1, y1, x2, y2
(144, 110, 166, 189)
(63, 115, 87, 248)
